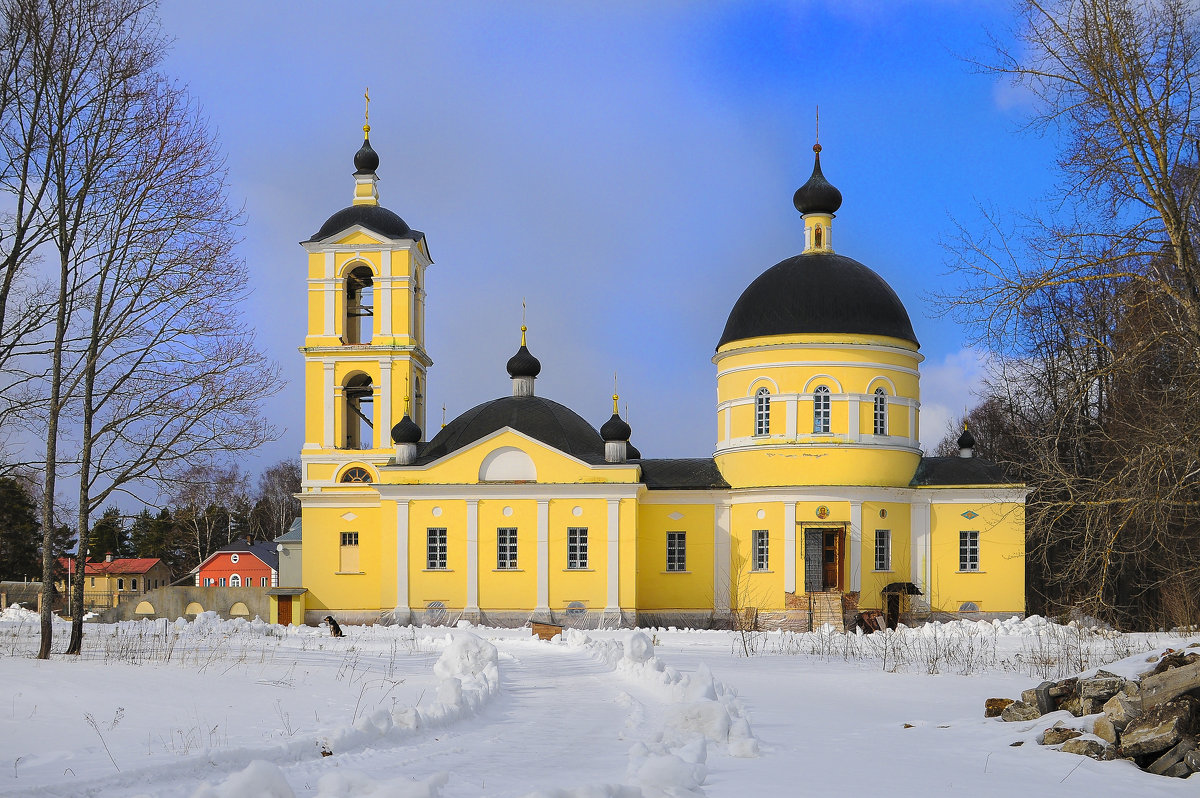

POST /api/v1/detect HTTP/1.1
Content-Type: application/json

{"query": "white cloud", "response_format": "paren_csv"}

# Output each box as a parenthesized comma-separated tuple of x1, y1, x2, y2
(918, 346, 991, 453)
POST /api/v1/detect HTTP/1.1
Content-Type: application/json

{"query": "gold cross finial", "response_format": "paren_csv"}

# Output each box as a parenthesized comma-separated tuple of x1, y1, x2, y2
(520, 299, 528, 345)
(613, 372, 620, 413)
(441, 403, 447, 429)
(813, 106, 821, 153)
(403, 374, 410, 413)
(363, 88, 371, 136)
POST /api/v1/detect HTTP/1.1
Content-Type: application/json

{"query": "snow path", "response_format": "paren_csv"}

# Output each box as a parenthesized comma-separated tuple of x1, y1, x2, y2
(276, 641, 656, 796)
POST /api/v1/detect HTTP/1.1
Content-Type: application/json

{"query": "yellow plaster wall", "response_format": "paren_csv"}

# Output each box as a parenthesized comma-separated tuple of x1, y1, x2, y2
(636, 503, 716, 610)
(715, 447, 921, 488)
(730, 502, 785, 610)
(300, 503, 383, 614)
(477, 500, 537, 610)
(927, 501, 1026, 614)
(547, 499, 607, 610)
(857, 502, 913, 608)
(409, 500, 468, 610)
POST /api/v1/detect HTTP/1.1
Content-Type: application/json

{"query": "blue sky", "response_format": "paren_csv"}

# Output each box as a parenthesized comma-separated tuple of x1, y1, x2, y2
(157, 0, 1055, 468)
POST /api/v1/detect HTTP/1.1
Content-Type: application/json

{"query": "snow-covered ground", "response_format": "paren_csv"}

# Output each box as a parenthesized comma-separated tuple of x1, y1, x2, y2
(0, 606, 1196, 797)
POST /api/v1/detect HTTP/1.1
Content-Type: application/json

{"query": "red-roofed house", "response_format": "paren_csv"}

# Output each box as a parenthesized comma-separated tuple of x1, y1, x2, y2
(56, 555, 173, 610)
(194, 539, 279, 589)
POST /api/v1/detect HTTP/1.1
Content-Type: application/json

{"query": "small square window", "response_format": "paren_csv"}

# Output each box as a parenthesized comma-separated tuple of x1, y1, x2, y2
(666, 531, 686, 572)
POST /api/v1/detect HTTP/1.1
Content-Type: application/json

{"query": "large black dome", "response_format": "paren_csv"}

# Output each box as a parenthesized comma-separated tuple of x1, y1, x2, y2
(718, 251, 918, 348)
(306, 204, 424, 244)
(418, 395, 606, 464)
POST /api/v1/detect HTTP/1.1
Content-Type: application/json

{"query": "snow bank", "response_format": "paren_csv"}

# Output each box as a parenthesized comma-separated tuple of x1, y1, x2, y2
(556, 629, 758, 797)
(0, 603, 67, 626)
(190, 760, 295, 798)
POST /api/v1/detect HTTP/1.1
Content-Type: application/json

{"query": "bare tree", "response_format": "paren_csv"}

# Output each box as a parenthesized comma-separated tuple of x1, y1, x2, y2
(939, 0, 1200, 627)
(168, 464, 253, 570)
(255, 459, 301, 542)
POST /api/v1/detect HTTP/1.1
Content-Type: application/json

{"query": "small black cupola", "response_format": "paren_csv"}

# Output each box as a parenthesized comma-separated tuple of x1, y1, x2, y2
(957, 422, 976, 458)
(792, 143, 842, 216)
(392, 411, 422, 466)
(507, 326, 541, 397)
(601, 394, 631, 464)
(354, 136, 379, 175)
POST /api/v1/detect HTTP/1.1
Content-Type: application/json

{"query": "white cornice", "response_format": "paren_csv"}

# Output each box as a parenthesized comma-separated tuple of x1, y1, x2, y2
(717, 359, 921, 379)
(714, 438, 922, 455)
(381, 425, 641, 476)
(373, 483, 644, 501)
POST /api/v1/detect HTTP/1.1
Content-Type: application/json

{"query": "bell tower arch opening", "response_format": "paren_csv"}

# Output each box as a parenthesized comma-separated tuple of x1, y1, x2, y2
(345, 265, 374, 344)
(344, 373, 374, 449)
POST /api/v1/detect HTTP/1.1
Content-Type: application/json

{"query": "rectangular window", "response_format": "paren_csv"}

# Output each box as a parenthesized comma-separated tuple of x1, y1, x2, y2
(497, 527, 518, 570)
(567, 527, 588, 569)
(960, 531, 980, 571)
(427, 527, 448, 570)
(90, 577, 95, 587)
(666, 531, 686, 572)
(874, 529, 891, 571)
(261, 577, 268, 587)
(813, 388, 831, 433)
(340, 531, 360, 572)
(753, 530, 769, 571)
(873, 392, 888, 436)
(218, 577, 226, 587)
(754, 390, 770, 436)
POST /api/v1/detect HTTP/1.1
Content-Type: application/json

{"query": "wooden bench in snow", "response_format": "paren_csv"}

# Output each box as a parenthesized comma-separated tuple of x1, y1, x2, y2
(1141, 659, 1200, 711)
(531, 622, 563, 641)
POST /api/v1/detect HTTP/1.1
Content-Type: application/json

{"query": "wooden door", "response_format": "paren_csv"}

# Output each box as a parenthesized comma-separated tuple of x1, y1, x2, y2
(823, 530, 841, 591)
(277, 596, 292, 626)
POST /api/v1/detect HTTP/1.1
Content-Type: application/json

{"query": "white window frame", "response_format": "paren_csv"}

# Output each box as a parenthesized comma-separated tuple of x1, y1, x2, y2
(130, 578, 138, 591)
(960, 530, 980, 571)
(117, 578, 124, 591)
(752, 530, 769, 571)
(230, 574, 241, 587)
(427, 527, 448, 570)
(873, 388, 887, 436)
(666, 531, 686, 572)
(567, 527, 588, 570)
(218, 577, 226, 587)
(874, 529, 891, 571)
(813, 386, 831, 433)
(260, 577, 268, 587)
(497, 527, 518, 570)
(754, 387, 771, 436)
(230, 553, 239, 564)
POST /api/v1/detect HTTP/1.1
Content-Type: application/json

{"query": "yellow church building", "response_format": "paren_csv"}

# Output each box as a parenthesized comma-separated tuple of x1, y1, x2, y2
(279, 128, 1026, 630)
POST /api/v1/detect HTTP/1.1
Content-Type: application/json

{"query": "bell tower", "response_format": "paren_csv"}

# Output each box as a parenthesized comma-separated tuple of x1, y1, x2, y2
(300, 113, 432, 477)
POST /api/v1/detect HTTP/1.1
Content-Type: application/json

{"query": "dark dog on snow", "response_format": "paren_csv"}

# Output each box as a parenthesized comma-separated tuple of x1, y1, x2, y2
(323, 615, 344, 637)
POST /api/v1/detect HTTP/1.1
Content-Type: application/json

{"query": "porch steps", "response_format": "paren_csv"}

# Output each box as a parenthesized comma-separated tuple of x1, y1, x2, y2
(808, 591, 845, 632)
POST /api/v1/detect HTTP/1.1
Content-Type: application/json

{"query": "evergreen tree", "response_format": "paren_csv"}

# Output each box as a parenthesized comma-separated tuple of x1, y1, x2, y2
(0, 478, 41, 580)
(88, 507, 130, 560)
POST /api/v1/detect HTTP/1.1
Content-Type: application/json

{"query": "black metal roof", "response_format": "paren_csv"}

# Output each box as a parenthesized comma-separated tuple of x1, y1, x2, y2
(718, 251, 918, 349)
(909, 456, 1015, 487)
(211, 539, 280, 571)
(417, 395, 606, 465)
(639, 458, 730, 490)
(307, 204, 426, 244)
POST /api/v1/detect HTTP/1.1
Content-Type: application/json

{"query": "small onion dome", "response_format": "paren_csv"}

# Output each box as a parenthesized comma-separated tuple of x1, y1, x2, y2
(600, 394, 631, 442)
(957, 423, 976, 451)
(626, 441, 642, 460)
(391, 414, 422, 445)
(354, 136, 379, 174)
(506, 327, 542, 378)
(792, 144, 842, 215)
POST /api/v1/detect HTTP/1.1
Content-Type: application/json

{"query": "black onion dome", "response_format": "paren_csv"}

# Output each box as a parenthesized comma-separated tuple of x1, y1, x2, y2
(626, 442, 642, 460)
(600, 412, 631, 442)
(354, 136, 379, 174)
(957, 425, 976, 450)
(793, 147, 842, 215)
(506, 345, 542, 378)
(418, 396, 605, 464)
(391, 414, 422, 445)
(718, 252, 918, 348)
(307, 204, 424, 243)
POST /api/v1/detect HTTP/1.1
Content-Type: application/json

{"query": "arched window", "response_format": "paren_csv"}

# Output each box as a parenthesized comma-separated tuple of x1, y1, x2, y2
(340, 466, 373, 483)
(344, 373, 374, 449)
(813, 386, 831, 433)
(345, 265, 374, 344)
(814, 226, 823, 249)
(230, 574, 241, 587)
(873, 388, 888, 436)
(754, 387, 771, 436)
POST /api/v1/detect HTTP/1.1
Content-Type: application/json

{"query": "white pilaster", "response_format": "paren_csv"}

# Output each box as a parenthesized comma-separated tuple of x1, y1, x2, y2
(466, 500, 479, 613)
(849, 501, 862, 591)
(536, 500, 550, 615)
(372, 383, 383, 449)
(784, 502, 797, 593)
(395, 500, 410, 619)
(786, 397, 797, 437)
(606, 499, 620, 612)
(910, 498, 931, 612)
(714, 502, 731, 613)
(848, 396, 861, 440)
(909, 404, 918, 443)
(723, 407, 731, 442)
(323, 252, 335, 336)
(380, 361, 392, 443)
(379, 250, 392, 336)
(324, 363, 336, 447)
